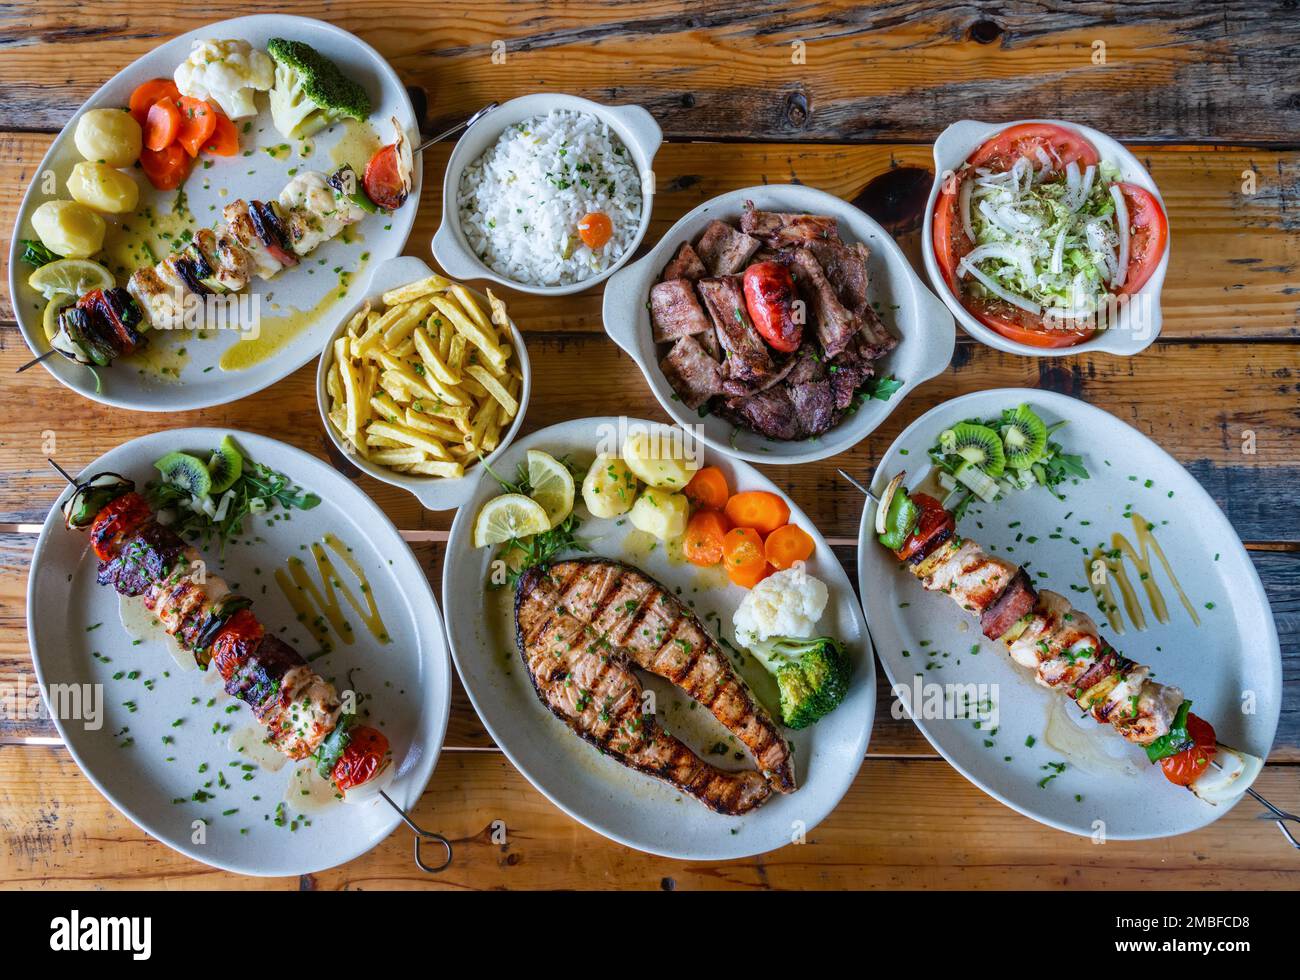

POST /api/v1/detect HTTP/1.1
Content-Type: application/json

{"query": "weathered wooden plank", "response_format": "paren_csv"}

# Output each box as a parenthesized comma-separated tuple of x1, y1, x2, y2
(3, 133, 1297, 337)
(0, 336, 1296, 540)
(1, 747, 1297, 889)
(4, 538, 1296, 756)
(0, 2, 1296, 143)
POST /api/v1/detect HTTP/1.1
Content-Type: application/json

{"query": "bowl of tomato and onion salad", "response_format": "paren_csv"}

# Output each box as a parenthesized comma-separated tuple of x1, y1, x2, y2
(921, 119, 1170, 358)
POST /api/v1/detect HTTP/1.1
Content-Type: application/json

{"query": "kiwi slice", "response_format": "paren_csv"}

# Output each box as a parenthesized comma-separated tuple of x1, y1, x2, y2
(1000, 404, 1048, 469)
(942, 422, 1006, 477)
(207, 435, 244, 495)
(155, 451, 212, 498)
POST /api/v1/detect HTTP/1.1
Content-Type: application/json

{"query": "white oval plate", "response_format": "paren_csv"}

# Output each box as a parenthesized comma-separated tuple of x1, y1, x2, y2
(8, 15, 421, 411)
(856, 388, 1280, 839)
(27, 429, 451, 876)
(443, 417, 875, 859)
(601, 184, 955, 465)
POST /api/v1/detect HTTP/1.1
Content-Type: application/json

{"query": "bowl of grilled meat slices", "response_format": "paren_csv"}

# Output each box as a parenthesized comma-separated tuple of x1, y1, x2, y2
(601, 184, 955, 465)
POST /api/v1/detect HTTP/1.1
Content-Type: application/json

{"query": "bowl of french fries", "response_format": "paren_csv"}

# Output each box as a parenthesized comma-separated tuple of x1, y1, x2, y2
(317, 255, 531, 511)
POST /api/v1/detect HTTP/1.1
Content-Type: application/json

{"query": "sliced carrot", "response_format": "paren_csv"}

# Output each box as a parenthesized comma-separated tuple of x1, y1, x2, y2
(144, 97, 182, 152)
(129, 78, 181, 126)
(139, 143, 192, 191)
(683, 510, 730, 567)
(724, 490, 791, 536)
(176, 97, 217, 157)
(764, 524, 815, 570)
(203, 110, 240, 156)
(684, 466, 730, 510)
(722, 526, 769, 588)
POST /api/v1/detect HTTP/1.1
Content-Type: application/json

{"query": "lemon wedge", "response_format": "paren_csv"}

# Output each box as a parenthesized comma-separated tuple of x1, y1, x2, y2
(473, 493, 551, 548)
(526, 450, 575, 526)
(28, 258, 113, 302)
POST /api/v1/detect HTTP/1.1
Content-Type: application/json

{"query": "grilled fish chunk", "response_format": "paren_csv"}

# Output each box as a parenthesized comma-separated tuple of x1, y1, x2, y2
(515, 563, 772, 815)
(516, 558, 796, 797)
(127, 266, 188, 331)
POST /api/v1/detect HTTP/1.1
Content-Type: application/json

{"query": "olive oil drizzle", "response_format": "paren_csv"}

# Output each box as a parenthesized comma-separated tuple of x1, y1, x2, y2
(275, 533, 389, 653)
(1085, 511, 1199, 635)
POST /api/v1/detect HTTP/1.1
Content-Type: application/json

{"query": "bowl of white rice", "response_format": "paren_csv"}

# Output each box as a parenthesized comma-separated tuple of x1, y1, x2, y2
(432, 94, 661, 296)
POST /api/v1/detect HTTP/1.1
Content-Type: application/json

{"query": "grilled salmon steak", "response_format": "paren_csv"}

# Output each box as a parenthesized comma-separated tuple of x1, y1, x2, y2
(515, 558, 796, 815)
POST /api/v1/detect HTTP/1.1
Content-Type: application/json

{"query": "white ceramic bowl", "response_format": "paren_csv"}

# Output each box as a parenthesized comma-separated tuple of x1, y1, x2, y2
(601, 184, 955, 466)
(921, 119, 1169, 358)
(431, 93, 662, 297)
(316, 255, 532, 511)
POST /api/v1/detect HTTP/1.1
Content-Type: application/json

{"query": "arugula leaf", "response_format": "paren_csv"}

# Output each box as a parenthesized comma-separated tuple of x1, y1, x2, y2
(19, 239, 59, 268)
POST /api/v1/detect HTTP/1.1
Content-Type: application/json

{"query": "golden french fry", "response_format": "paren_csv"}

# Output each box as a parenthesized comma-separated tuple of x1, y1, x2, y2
(367, 420, 453, 459)
(405, 408, 462, 442)
(326, 361, 343, 404)
(364, 430, 405, 449)
(381, 273, 452, 306)
(381, 298, 434, 348)
(466, 364, 519, 418)
(430, 294, 506, 371)
(448, 284, 494, 335)
(371, 447, 429, 466)
(370, 392, 404, 423)
(407, 459, 465, 478)
(413, 326, 460, 385)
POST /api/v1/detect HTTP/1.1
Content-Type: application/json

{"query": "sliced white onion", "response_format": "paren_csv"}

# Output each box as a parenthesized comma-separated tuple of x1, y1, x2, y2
(212, 489, 235, 524)
(1033, 146, 1053, 171)
(875, 471, 907, 536)
(1078, 164, 1096, 208)
(1189, 743, 1264, 806)
(958, 259, 1043, 314)
(1064, 160, 1081, 209)
(1110, 183, 1131, 289)
(964, 243, 1034, 281)
(959, 177, 974, 243)
(1050, 227, 1067, 274)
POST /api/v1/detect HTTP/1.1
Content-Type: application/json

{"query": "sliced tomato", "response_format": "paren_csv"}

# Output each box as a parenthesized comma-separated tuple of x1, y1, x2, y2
(932, 177, 968, 293)
(202, 110, 240, 157)
(968, 122, 1100, 173)
(363, 143, 407, 210)
(331, 726, 390, 793)
(894, 494, 954, 561)
(176, 97, 217, 158)
(139, 142, 192, 190)
(1160, 713, 1217, 787)
(129, 78, 181, 126)
(144, 97, 182, 152)
(967, 294, 1095, 348)
(1114, 182, 1168, 296)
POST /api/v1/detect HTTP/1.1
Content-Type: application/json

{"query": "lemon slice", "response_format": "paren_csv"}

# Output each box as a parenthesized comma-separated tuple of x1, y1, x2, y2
(42, 294, 77, 342)
(526, 450, 575, 526)
(473, 493, 551, 548)
(28, 258, 114, 302)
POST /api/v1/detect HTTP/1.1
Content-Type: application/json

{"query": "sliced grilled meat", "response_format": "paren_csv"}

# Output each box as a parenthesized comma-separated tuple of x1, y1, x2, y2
(660, 334, 725, 410)
(696, 275, 777, 384)
(516, 559, 796, 804)
(979, 568, 1036, 640)
(740, 206, 839, 247)
(785, 247, 861, 358)
(650, 278, 712, 342)
(662, 241, 708, 281)
(695, 219, 761, 276)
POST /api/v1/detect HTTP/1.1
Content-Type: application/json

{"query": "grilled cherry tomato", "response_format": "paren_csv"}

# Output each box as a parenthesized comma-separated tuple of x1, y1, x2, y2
(1114, 182, 1168, 296)
(577, 211, 613, 249)
(363, 143, 407, 211)
(742, 261, 801, 352)
(331, 725, 389, 792)
(209, 609, 265, 680)
(894, 493, 955, 561)
(1160, 712, 1217, 786)
(89, 492, 151, 562)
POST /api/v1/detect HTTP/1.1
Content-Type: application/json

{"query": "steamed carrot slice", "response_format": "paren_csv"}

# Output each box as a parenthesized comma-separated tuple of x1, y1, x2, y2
(764, 524, 815, 570)
(176, 97, 217, 157)
(144, 97, 182, 152)
(129, 78, 181, 126)
(683, 510, 730, 566)
(724, 490, 791, 536)
(684, 466, 730, 510)
(722, 526, 769, 588)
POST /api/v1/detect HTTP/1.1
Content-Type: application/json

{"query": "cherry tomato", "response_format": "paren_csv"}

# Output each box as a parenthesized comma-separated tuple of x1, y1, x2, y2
(894, 494, 955, 561)
(363, 143, 407, 210)
(967, 122, 1100, 173)
(129, 78, 181, 127)
(208, 609, 265, 681)
(1160, 713, 1217, 787)
(89, 492, 151, 562)
(139, 142, 192, 190)
(175, 97, 217, 158)
(1114, 182, 1168, 296)
(742, 261, 801, 351)
(577, 211, 613, 249)
(331, 726, 390, 793)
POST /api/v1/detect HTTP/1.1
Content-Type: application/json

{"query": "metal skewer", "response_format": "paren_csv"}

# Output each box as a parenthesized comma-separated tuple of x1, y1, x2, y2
(48, 459, 454, 870)
(17, 349, 58, 373)
(416, 102, 498, 153)
(837, 467, 1300, 850)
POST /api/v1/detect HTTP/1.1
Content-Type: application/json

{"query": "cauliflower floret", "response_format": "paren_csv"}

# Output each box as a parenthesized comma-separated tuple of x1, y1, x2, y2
(174, 39, 274, 120)
(732, 566, 828, 647)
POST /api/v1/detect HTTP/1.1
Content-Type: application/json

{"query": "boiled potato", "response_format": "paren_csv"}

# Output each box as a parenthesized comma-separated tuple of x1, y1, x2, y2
(31, 200, 105, 259)
(628, 488, 689, 541)
(622, 430, 699, 490)
(67, 162, 139, 215)
(74, 108, 142, 168)
(581, 455, 639, 519)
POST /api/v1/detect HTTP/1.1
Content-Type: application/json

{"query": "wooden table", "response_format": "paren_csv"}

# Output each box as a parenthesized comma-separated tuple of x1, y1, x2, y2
(0, 1, 1296, 890)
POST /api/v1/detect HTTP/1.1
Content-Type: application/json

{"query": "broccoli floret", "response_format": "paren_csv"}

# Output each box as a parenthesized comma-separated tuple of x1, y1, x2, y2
(748, 635, 851, 729)
(266, 38, 371, 140)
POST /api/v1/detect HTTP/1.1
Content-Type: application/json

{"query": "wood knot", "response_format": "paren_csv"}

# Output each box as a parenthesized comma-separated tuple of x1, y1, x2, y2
(968, 20, 1002, 44)
(680, 92, 696, 108)
(851, 165, 933, 236)
(782, 90, 810, 129)
(405, 85, 429, 134)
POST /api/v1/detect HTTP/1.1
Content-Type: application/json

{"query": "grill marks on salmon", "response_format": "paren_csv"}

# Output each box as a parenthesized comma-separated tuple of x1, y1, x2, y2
(514, 558, 796, 814)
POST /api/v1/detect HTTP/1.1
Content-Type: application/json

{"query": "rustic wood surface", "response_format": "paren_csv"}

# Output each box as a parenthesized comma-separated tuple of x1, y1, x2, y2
(0, 0, 1296, 890)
